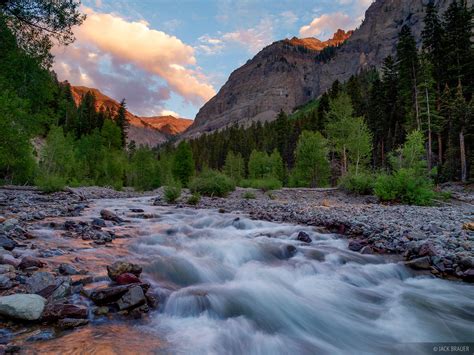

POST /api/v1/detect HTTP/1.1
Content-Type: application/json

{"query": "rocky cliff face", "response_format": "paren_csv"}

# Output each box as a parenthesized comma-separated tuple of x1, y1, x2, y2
(71, 86, 192, 147)
(184, 0, 455, 138)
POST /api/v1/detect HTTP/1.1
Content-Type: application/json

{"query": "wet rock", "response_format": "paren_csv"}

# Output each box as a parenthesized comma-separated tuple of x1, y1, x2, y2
(360, 246, 373, 254)
(18, 256, 45, 270)
(0, 235, 17, 251)
(88, 283, 149, 305)
(91, 218, 106, 228)
(41, 303, 87, 321)
(459, 257, 474, 270)
(348, 240, 364, 252)
(58, 263, 79, 276)
(107, 261, 142, 281)
(0, 254, 20, 268)
(1, 219, 18, 232)
(130, 208, 144, 213)
(405, 256, 431, 270)
(296, 231, 312, 243)
(100, 209, 123, 223)
(0, 264, 14, 274)
(0, 294, 46, 320)
(116, 273, 141, 285)
(462, 269, 474, 282)
(0, 275, 13, 289)
(57, 318, 89, 329)
(26, 272, 71, 300)
(462, 222, 474, 231)
(285, 245, 297, 257)
(117, 285, 146, 310)
(145, 294, 159, 309)
(93, 306, 109, 315)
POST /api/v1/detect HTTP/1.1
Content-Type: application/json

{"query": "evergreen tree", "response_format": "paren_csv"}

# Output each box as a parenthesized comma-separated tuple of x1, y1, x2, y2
(172, 141, 194, 186)
(116, 99, 129, 148)
(76, 91, 98, 137)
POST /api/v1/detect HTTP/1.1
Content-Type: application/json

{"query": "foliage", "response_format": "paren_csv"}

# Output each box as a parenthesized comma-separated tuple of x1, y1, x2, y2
(223, 151, 245, 183)
(35, 173, 66, 193)
(240, 177, 282, 191)
(248, 149, 284, 182)
(127, 147, 160, 191)
(339, 171, 374, 195)
(172, 141, 195, 186)
(115, 99, 129, 148)
(242, 191, 256, 199)
(374, 169, 435, 205)
(189, 170, 235, 197)
(291, 131, 330, 187)
(186, 192, 201, 205)
(163, 183, 182, 203)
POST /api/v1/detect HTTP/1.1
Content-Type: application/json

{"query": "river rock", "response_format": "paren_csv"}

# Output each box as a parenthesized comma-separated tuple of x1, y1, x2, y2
(0, 235, 17, 251)
(116, 273, 141, 285)
(18, 256, 45, 270)
(91, 218, 106, 228)
(26, 272, 71, 300)
(360, 246, 373, 254)
(58, 318, 89, 329)
(0, 275, 13, 289)
(107, 261, 142, 281)
(59, 263, 79, 275)
(100, 209, 123, 223)
(1, 219, 18, 232)
(348, 240, 364, 252)
(117, 285, 146, 310)
(88, 283, 149, 305)
(41, 303, 88, 321)
(0, 264, 14, 274)
(0, 294, 46, 320)
(296, 231, 312, 243)
(405, 256, 431, 270)
(0, 254, 20, 267)
(462, 269, 474, 283)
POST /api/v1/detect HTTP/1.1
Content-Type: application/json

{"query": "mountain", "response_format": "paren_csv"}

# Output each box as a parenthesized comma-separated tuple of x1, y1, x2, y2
(183, 0, 454, 138)
(70, 86, 191, 146)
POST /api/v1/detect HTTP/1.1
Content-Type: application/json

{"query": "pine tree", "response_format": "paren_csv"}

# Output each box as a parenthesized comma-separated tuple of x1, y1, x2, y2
(76, 91, 97, 137)
(172, 141, 194, 186)
(116, 99, 129, 148)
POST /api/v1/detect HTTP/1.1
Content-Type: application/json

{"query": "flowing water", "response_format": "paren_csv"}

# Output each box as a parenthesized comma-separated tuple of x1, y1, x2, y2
(25, 197, 474, 354)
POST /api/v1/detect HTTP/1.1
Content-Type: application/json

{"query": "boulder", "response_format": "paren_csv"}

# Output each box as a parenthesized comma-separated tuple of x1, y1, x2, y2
(42, 303, 88, 321)
(107, 261, 142, 281)
(100, 210, 123, 223)
(116, 273, 141, 285)
(0, 264, 14, 274)
(0, 254, 20, 267)
(59, 263, 79, 275)
(58, 318, 89, 329)
(405, 256, 431, 270)
(18, 256, 45, 270)
(296, 231, 312, 243)
(91, 218, 107, 228)
(0, 294, 46, 320)
(117, 286, 146, 310)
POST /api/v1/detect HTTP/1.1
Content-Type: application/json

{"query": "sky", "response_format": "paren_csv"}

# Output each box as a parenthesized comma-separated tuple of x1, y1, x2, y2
(53, 0, 373, 119)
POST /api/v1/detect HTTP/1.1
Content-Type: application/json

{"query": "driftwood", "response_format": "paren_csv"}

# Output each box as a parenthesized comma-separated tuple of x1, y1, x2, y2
(0, 185, 39, 191)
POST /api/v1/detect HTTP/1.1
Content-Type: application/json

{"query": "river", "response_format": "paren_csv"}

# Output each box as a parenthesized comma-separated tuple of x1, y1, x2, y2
(23, 197, 474, 354)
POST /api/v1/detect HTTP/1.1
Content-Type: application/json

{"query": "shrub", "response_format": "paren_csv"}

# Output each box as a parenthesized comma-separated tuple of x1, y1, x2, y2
(163, 183, 182, 203)
(35, 174, 66, 193)
(189, 170, 235, 197)
(374, 169, 435, 205)
(240, 177, 282, 191)
(242, 191, 256, 199)
(187, 193, 201, 205)
(339, 172, 374, 195)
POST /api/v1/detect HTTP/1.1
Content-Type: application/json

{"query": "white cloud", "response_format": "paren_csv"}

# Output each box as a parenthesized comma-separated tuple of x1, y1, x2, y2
(160, 109, 180, 117)
(299, 12, 354, 39)
(280, 11, 298, 27)
(54, 7, 215, 113)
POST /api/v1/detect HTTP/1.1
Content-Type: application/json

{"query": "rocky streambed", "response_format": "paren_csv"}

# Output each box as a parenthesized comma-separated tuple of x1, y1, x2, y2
(0, 186, 473, 353)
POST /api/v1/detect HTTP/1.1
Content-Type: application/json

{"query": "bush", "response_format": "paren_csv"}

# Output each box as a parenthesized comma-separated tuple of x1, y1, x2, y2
(374, 169, 435, 205)
(240, 177, 282, 191)
(189, 170, 235, 197)
(339, 172, 374, 195)
(163, 183, 182, 203)
(187, 193, 201, 205)
(242, 191, 256, 199)
(35, 174, 66, 193)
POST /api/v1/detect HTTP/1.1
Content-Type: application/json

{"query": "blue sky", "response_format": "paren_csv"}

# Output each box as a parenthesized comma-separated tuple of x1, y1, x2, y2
(53, 0, 372, 119)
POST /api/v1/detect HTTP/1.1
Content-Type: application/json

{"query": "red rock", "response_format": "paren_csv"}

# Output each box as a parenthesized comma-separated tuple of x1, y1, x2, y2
(18, 256, 45, 270)
(42, 303, 88, 321)
(116, 273, 141, 285)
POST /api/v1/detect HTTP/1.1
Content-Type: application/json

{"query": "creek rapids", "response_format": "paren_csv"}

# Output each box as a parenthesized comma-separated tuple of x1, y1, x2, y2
(12, 196, 474, 354)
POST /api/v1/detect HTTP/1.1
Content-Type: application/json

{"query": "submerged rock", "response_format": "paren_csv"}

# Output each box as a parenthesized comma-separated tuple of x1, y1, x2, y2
(0, 294, 46, 320)
(107, 261, 142, 281)
(296, 231, 312, 243)
(100, 209, 123, 223)
(348, 240, 364, 252)
(57, 317, 89, 329)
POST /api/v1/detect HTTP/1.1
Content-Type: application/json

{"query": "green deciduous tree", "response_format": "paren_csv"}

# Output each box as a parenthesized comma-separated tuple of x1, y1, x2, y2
(223, 151, 245, 183)
(172, 141, 194, 186)
(291, 131, 330, 187)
